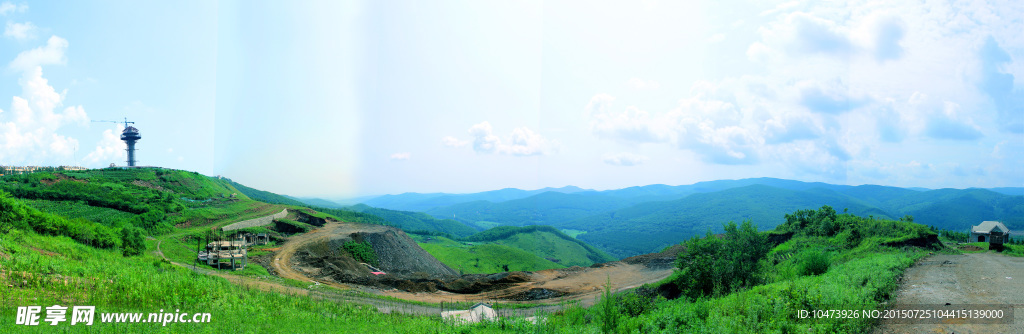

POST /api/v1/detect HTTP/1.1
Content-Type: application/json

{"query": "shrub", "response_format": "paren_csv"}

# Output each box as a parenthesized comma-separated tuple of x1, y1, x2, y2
(798, 249, 830, 276)
(120, 226, 146, 256)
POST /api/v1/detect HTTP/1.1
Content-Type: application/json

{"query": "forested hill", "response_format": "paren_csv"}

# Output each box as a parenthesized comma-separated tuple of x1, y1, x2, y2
(577, 185, 1023, 258)
(412, 180, 1023, 259)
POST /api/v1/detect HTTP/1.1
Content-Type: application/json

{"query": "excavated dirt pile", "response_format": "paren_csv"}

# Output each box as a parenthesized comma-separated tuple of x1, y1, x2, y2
(287, 222, 678, 298)
(620, 244, 684, 269)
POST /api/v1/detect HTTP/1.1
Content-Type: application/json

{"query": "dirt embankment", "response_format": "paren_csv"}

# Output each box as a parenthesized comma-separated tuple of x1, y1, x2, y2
(874, 252, 1024, 334)
(274, 221, 676, 304)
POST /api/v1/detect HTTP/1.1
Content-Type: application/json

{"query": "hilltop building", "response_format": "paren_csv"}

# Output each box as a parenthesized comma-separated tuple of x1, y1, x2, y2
(970, 221, 1010, 244)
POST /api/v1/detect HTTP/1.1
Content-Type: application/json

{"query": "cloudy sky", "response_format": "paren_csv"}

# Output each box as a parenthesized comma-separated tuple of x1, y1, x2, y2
(1, 0, 1022, 197)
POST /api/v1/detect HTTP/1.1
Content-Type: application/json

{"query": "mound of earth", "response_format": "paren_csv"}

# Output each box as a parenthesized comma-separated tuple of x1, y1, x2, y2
(621, 244, 684, 269)
(295, 223, 457, 280)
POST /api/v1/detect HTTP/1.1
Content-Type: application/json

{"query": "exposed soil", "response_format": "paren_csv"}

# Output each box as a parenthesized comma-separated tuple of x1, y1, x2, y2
(273, 221, 676, 305)
(874, 252, 1024, 334)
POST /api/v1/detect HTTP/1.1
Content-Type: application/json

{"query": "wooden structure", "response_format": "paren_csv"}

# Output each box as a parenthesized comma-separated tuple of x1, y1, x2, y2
(971, 221, 1010, 244)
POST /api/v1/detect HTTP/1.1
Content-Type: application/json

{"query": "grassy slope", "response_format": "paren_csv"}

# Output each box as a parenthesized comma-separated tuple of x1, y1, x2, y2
(540, 210, 943, 333)
(415, 235, 566, 274)
(0, 230, 522, 333)
(464, 226, 616, 266)
(492, 231, 610, 267)
(0, 172, 527, 332)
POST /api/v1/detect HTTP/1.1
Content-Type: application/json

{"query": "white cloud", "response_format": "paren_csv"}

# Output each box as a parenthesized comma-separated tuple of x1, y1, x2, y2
(468, 121, 501, 154)
(707, 33, 726, 43)
(0, 2, 27, 16)
(759, 1, 801, 17)
(502, 127, 550, 156)
(457, 121, 553, 156)
(389, 152, 411, 160)
(923, 101, 983, 140)
(441, 135, 468, 148)
(4, 21, 35, 40)
(8, 35, 68, 72)
(602, 152, 649, 166)
(626, 77, 660, 90)
(796, 78, 870, 114)
(854, 12, 906, 62)
(82, 126, 124, 165)
(761, 12, 854, 57)
(0, 37, 91, 166)
(746, 42, 775, 63)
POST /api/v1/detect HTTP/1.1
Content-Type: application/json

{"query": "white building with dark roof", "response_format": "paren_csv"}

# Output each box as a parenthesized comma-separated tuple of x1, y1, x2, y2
(970, 221, 1010, 244)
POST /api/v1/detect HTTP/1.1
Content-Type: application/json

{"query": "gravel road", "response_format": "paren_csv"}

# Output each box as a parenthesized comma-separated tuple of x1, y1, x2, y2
(874, 252, 1024, 334)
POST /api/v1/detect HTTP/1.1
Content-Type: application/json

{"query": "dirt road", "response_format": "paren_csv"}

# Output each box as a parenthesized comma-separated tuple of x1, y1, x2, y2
(874, 252, 1024, 334)
(271, 221, 360, 291)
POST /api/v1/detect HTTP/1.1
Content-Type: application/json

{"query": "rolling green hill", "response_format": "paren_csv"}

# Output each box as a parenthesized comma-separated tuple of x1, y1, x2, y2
(569, 185, 892, 258)
(414, 235, 566, 274)
(418, 180, 1024, 259)
(462, 225, 616, 266)
(412, 225, 616, 273)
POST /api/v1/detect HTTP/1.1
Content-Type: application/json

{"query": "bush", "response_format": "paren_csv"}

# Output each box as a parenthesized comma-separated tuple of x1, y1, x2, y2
(674, 220, 770, 298)
(120, 226, 146, 256)
(798, 249, 830, 276)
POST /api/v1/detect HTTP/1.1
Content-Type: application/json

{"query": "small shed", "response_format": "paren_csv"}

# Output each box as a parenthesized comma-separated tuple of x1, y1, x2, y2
(970, 221, 1010, 244)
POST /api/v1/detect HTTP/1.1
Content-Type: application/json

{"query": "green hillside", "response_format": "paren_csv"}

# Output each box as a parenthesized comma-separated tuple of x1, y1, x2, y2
(414, 235, 566, 274)
(225, 178, 309, 206)
(420, 181, 1024, 259)
(346, 204, 480, 238)
(567, 185, 893, 258)
(463, 225, 616, 266)
(0, 195, 474, 333)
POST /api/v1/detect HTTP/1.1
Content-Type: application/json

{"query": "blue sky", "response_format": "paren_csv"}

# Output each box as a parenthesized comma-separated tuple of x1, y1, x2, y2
(1, 0, 1022, 198)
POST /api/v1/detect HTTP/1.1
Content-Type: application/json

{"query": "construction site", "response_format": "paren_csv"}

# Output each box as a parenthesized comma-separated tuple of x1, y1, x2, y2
(196, 232, 269, 270)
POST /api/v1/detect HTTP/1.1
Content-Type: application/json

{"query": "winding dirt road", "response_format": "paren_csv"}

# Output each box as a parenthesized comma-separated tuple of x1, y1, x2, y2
(874, 252, 1024, 334)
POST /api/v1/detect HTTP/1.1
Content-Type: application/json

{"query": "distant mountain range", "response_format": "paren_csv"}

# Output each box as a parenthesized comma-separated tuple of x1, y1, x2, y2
(346, 178, 1024, 259)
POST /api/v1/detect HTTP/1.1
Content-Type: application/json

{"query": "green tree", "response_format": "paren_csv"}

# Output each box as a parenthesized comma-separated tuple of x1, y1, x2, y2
(675, 220, 769, 298)
(120, 226, 145, 256)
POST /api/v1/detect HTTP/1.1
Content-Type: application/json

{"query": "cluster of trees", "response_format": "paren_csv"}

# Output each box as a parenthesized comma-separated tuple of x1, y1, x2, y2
(0, 172, 182, 234)
(0, 191, 145, 256)
(672, 206, 938, 300)
(672, 220, 771, 299)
